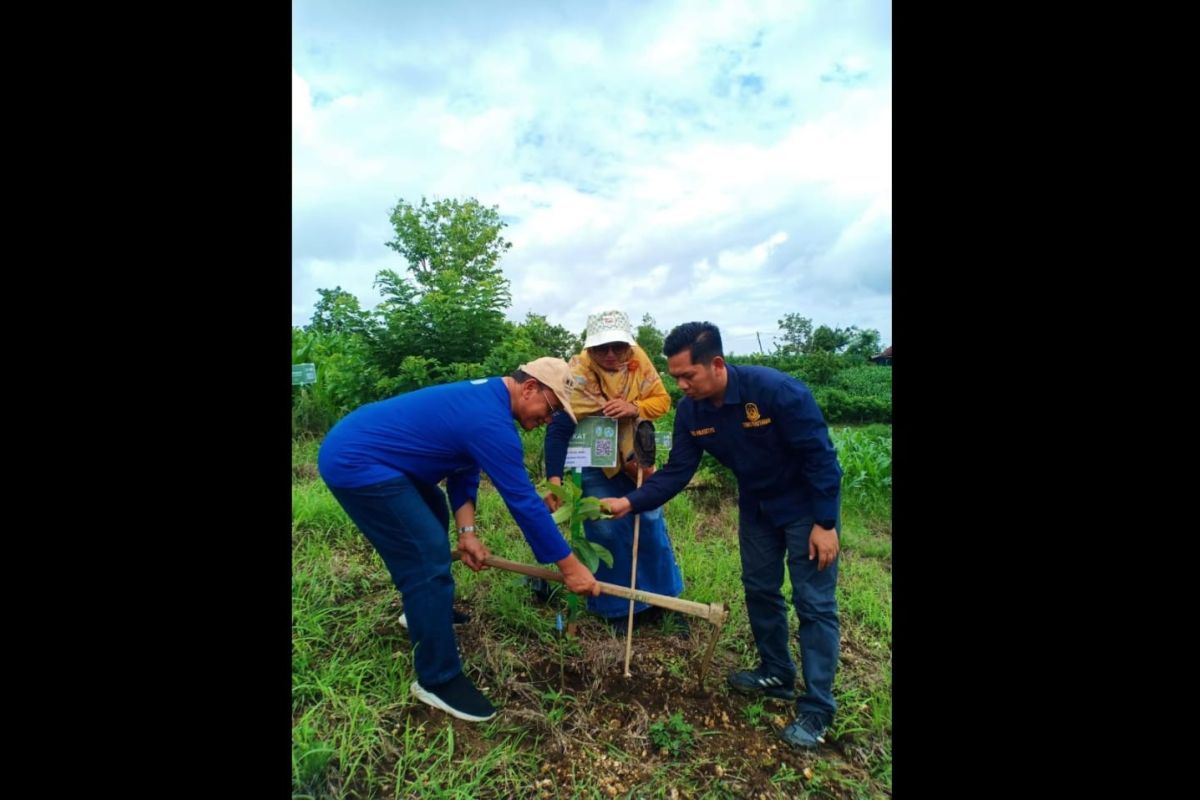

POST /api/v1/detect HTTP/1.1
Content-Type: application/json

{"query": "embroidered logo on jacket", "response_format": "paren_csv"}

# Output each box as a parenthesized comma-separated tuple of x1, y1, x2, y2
(742, 402, 773, 428)
(690, 427, 716, 436)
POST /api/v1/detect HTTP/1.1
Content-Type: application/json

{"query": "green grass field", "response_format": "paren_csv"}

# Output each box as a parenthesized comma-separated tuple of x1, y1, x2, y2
(292, 425, 891, 799)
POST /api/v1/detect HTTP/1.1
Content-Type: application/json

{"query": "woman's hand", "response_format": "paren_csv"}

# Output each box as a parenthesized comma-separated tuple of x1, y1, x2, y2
(601, 398, 639, 418)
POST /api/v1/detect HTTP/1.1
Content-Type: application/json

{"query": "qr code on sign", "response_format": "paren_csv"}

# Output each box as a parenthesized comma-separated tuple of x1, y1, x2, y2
(594, 438, 613, 457)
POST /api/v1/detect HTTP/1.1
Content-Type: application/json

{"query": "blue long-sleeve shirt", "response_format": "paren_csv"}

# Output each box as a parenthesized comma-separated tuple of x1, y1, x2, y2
(625, 365, 843, 527)
(317, 378, 571, 563)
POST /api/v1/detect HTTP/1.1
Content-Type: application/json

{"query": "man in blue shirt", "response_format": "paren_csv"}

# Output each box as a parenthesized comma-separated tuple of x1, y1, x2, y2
(600, 322, 843, 749)
(318, 357, 601, 723)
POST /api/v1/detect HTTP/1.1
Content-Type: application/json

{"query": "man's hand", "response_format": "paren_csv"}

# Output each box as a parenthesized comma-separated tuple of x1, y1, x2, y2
(542, 476, 563, 512)
(457, 532, 491, 571)
(598, 497, 632, 519)
(601, 398, 639, 418)
(556, 552, 601, 596)
(809, 525, 839, 570)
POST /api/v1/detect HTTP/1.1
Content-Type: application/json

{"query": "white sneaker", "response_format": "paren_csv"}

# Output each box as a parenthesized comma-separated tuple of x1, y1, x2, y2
(399, 609, 470, 629)
(410, 676, 496, 722)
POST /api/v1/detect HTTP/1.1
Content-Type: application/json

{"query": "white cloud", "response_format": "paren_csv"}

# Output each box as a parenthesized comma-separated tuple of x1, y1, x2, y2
(292, 70, 315, 142)
(293, 0, 892, 346)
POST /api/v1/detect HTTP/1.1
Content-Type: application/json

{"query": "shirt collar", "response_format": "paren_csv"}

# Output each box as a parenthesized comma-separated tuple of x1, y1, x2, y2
(698, 362, 739, 409)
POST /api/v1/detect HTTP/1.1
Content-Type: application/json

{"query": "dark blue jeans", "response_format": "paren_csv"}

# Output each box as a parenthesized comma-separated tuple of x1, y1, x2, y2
(326, 474, 462, 688)
(739, 503, 840, 722)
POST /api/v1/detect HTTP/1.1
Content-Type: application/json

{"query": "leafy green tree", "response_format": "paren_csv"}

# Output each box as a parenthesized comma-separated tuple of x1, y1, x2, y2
(370, 196, 515, 375)
(480, 323, 542, 377)
(519, 312, 581, 360)
(478, 313, 581, 377)
(414, 266, 510, 365)
(844, 327, 883, 361)
(809, 324, 853, 354)
(307, 286, 371, 336)
(372, 355, 438, 398)
(386, 196, 513, 287)
(776, 313, 813, 357)
(636, 313, 667, 372)
(363, 269, 424, 376)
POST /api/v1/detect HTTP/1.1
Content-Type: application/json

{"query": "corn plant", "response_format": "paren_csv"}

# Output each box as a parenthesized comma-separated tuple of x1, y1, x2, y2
(831, 426, 892, 517)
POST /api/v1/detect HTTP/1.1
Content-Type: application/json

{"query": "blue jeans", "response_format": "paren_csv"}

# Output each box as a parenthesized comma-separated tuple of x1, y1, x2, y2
(326, 474, 461, 687)
(580, 468, 683, 618)
(739, 503, 840, 721)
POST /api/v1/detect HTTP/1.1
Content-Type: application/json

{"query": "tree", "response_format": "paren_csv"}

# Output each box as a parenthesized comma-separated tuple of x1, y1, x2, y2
(776, 313, 813, 357)
(385, 197, 513, 287)
(307, 286, 370, 335)
(636, 313, 668, 372)
(844, 328, 883, 361)
(372, 196, 514, 372)
(364, 269, 425, 375)
(808, 324, 853, 354)
(519, 312, 582, 360)
(480, 313, 582, 376)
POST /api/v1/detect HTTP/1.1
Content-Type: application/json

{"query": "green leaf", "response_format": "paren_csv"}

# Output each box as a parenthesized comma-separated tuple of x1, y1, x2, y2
(549, 483, 572, 503)
(577, 497, 614, 521)
(572, 539, 600, 572)
(551, 505, 572, 524)
(589, 541, 614, 569)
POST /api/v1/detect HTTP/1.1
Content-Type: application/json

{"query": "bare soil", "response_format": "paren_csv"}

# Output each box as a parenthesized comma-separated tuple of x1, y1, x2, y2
(360, 600, 889, 799)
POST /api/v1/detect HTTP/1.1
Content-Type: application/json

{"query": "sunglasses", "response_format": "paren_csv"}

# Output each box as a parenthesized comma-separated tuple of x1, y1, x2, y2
(589, 342, 630, 354)
(539, 387, 563, 418)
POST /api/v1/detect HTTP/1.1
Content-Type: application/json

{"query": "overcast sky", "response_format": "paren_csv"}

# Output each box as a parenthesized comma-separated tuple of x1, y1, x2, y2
(293, 0, 891, 355)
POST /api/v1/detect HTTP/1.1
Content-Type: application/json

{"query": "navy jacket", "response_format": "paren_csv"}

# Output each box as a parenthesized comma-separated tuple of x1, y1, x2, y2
(625, 364, 842, 527)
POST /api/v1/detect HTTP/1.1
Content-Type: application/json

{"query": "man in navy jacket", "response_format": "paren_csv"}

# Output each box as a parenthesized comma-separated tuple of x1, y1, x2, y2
(600, 322, 843, 749)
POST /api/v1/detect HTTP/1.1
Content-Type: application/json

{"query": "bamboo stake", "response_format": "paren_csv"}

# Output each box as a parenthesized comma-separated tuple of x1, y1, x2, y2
(623, 465, 644, 677)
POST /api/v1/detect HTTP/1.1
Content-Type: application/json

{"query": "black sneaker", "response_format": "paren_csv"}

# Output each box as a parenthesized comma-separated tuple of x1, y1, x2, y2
(778, 712, 828, 749)
(410, 674, 497, 722)
(639, 607, 665, 625)
(727, 669, 796, 701)
(399, 608, 471, 629)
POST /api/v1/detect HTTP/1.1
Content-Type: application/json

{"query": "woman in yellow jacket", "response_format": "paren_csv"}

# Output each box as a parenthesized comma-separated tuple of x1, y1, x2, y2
(543, 310, 684, 628)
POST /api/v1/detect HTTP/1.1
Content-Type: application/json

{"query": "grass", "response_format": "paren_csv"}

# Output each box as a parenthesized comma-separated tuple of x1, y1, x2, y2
(292, 424, 892, 798)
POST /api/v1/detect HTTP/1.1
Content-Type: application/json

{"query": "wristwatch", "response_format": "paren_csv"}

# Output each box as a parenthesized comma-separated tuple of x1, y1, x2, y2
(815, 519, 836, 530)
(457, 525, 477, 535)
